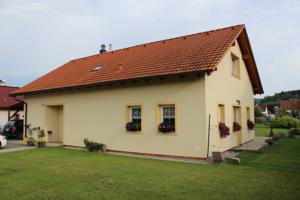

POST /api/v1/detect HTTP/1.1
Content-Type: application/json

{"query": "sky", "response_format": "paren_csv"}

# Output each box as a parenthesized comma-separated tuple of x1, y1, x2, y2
(0, 0, 299, 97)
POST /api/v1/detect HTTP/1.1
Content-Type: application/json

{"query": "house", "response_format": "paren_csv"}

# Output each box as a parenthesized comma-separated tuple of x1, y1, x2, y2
(0, 81, 24, 132)
(11, 25, 263, 160)
(280, 99, 300, 117)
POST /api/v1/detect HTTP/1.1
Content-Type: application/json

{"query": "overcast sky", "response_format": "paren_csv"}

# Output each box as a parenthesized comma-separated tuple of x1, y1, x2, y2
(0, 0, 299, 97)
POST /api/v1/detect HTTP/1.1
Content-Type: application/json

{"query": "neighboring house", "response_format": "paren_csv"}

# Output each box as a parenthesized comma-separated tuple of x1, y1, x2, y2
(12, 25, 263, 160)
(255, 103, 271, 117)
(280, 99, 300, 117)
(0, 83, 24, 132)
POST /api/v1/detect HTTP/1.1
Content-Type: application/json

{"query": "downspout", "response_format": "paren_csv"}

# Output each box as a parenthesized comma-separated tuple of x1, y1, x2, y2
(206, 114, 211, 161)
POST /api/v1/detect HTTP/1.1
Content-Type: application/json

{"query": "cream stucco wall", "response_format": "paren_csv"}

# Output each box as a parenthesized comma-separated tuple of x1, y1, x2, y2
(24, 39, 257, 158)
(25, 77, 208, 158)
(204, 40, 255, 154)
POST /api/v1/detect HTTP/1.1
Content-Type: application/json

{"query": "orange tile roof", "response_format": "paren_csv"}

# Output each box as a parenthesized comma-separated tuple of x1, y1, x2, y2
(12, 24, 263, 96)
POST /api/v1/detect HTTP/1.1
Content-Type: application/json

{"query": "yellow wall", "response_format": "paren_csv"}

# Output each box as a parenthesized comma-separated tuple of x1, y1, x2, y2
(24, 39, 256, 158)
(204, 40, 255, 154)
(25, 77, 208, 158)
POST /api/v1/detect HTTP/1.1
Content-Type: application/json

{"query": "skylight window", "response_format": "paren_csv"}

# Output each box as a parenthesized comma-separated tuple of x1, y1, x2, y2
(90, 64, 105, 72)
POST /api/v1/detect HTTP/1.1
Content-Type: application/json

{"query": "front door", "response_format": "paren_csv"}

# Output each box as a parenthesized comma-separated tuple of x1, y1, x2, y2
(45, 105, 63, 143)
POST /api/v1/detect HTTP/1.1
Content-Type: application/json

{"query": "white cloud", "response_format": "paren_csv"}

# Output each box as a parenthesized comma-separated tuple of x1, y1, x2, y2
(0, 0, 299, 96)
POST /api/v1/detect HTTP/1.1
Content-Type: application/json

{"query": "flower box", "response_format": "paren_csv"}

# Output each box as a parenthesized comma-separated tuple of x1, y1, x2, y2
(126, 122, 141, 131)
(247, 120, 255, 130)
(233, 122, 241, 132)
(158, 122, 175, 133)
(219, 122, 230, 138)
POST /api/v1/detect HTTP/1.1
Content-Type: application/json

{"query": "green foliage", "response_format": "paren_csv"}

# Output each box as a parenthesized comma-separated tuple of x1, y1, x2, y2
(259, 90, 300, 103)
(270, 116, 299, 129)
(83, 138, 104, 152)
(255, 107, 263, 117)
(37, 129, 45, 138)
(288, 128, 300, 138)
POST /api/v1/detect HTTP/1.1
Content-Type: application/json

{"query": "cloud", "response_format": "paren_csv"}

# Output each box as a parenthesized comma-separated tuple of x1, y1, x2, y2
(0, 0, 299, 96)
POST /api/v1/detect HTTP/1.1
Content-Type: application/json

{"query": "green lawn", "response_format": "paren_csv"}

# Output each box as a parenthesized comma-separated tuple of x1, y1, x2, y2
(0, 139, 299, 200)
(255, 123, 290, 136)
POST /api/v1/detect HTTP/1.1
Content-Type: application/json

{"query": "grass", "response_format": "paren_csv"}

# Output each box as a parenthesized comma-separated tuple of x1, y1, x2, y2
(0, 139, 299, 200)
(255, 123, 290, 136)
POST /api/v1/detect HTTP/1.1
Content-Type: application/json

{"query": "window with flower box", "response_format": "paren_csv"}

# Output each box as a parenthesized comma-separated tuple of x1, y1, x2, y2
(158, 105, 176, 133)
(126, 106, 142, 132)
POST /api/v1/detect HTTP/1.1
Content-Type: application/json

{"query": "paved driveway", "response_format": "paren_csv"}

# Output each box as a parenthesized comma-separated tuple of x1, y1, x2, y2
(0, 140, 34, 153)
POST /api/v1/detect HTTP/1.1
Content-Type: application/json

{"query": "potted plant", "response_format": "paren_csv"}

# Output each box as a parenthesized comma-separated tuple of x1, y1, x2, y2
(158, 122, 175, 133)
(233, 122, 241, 132)
(247, 120, 255, 130)
(26, 124, 35, 146)
(37, 129, 46, 148)
(219, 122, 230, 138)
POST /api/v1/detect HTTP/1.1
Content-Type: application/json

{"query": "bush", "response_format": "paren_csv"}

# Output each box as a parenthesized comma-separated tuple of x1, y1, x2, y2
(83, 138, 105, 152)
(278, 132, 286, 138)
(288, 128, 300, 138)
(265, 138, 273, 145)
(270, 116, 299, 129)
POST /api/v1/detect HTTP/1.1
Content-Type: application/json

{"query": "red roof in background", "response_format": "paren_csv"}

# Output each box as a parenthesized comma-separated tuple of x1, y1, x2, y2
(12, 24, 263, 96)
(280, 99, 300, 110)
(0, 86, 20, 109)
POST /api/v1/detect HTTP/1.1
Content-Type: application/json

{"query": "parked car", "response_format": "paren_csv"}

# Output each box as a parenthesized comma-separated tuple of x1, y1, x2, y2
(3, 120, 24, 139)
(0, 135, 7, 148)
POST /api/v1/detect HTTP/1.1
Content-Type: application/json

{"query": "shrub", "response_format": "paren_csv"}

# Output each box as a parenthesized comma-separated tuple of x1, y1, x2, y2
(288, 128, 300, 138)
(83, 138, 105, 152)
(158, 122, 175, 133)
(272, 134, 280, 141)
(247, 120, 255, 130)
(265, 138, 273, 145)
(219, 123, 230, 138)
(126, 122, 141, 131)
(278, 132, 286, 138)
(270, 116, 299, 129)
(232, 122, 241, 132)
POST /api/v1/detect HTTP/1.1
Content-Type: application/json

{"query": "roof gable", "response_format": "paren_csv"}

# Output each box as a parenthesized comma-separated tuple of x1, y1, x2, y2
(12, 24, 263, 96)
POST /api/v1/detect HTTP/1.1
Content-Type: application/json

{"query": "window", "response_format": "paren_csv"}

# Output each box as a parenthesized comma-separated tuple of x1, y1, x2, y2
(158, 105, 176, 133)
(126, 106, 142, 132)
(231, 53, 240, 77)
(218, 104, 225, 123)
(246, 107, 250, 120)
(130, 106, 141, 124)
(233, 106, 239, 122)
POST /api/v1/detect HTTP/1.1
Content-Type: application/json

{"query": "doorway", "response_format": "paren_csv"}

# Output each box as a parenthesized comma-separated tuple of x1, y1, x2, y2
(45, 105, 63, 143)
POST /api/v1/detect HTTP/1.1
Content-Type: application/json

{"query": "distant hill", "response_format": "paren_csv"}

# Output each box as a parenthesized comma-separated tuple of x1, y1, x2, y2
(256, 90, 300, 103)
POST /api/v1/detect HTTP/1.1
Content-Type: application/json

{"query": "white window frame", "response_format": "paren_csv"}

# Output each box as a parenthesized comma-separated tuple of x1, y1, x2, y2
(160, 105, 175, 124)
(129, 106, 141, 123)
(231, 53, 240, 77)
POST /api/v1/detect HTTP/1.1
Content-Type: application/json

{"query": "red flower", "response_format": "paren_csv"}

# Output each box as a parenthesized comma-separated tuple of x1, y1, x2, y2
(233, 122, 241, 132)
(219, 123, 230, 138)
(247, 120, 255, 130)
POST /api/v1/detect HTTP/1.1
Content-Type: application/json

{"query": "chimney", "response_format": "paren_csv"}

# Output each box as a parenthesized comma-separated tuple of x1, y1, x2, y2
(0, 80, 6, 86)
(99, 44, 107, 54)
